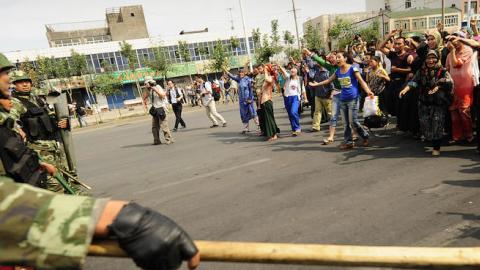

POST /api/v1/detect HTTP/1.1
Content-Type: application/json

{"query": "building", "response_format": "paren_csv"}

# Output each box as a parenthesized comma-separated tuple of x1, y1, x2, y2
(384, 7, 462, 34)
(366, 0, 478, 22)
(302, 11, 381, 49)
(46, 5, 149, 48)
(4, 32, 255, 110)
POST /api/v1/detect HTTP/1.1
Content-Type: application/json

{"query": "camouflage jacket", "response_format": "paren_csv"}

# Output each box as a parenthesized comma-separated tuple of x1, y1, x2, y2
(0, 176, 108, 269)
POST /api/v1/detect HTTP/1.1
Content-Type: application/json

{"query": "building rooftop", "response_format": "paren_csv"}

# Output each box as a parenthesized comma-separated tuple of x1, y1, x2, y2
(3, 31, 251, 62)
(45, 20, 107, 32)
(387, 7, 461, 19)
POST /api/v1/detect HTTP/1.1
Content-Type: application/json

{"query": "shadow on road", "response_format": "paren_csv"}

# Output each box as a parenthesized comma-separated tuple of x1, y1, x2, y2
(443, 212, 480, 241)
(121, 143, 153, 148)
(443, 179, 480, 188)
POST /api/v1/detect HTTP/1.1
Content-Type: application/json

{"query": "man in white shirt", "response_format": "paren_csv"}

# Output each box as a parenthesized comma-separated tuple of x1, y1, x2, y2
(195, 75, 227, 128)
(143, 76, 173, 145)
(166, 80, 186, 131)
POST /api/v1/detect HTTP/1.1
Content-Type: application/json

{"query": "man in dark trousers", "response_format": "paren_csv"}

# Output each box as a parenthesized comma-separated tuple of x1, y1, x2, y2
(166, 80, 186, 131)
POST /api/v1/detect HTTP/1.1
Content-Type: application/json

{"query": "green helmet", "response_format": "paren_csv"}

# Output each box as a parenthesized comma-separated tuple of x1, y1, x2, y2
(0, 53, 14, 73)
(9, 70, 32, 84)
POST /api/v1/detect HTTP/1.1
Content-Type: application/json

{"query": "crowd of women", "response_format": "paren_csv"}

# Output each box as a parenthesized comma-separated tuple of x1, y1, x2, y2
(220, 22, 480, 156)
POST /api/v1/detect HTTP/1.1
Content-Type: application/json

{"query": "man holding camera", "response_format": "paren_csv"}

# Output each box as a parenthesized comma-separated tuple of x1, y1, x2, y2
(143, 76, 173, 145)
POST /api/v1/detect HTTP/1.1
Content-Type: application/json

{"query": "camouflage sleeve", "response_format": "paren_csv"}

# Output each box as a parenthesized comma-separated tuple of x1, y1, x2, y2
(10, 98, 26, 121)
(0, 177, 108, 269)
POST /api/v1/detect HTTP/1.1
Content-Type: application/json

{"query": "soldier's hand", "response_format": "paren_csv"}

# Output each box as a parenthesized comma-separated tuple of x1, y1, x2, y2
(109, 203, 200, 270)
(40, 162, 57, 176)
(58, 118, 68, 129)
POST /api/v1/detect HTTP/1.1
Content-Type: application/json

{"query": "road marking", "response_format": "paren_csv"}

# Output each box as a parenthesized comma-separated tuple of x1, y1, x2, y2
(134, 158, 270, 194)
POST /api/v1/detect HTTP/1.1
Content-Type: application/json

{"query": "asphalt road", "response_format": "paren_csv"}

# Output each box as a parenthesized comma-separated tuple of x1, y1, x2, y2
(76, 97, 480, 270)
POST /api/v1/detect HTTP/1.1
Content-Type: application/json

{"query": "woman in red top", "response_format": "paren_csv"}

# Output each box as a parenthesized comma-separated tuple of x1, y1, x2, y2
(445, 35, 475, 143)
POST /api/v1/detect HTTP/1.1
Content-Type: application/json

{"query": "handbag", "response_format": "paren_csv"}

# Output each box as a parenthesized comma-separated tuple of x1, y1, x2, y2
(149, 91, 167, 121)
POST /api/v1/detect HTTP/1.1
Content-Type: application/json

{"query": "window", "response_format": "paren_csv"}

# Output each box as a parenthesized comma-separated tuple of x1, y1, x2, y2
(130, 13, 135, 17)
(444, 14, 459, 27)
(429, 16, 442, 28)
(405, 0, 411, 9)
(412, 18, 427, 30)
(464, 1, 478, 15)
(394, 20, 410, 31)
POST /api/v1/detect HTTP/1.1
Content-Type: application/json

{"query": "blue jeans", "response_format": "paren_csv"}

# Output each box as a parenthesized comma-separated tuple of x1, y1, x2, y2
(330, 94, 341, 128)
(340, 98, 369, 145)
(284, 96, 301, 132)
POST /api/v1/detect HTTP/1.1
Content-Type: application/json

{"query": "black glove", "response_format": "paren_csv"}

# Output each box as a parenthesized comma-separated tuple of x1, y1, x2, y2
(108, 203, 198, 270)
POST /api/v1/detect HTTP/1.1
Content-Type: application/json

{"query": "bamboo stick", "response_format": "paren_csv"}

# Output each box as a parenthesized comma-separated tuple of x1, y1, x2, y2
(89, 240, 480, 268)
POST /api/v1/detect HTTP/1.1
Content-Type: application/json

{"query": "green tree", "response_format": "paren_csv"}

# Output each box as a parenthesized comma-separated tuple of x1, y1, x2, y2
(145, 46, 172, 86)
(285, 47, 302, 61)
(358, 19, 380, 43)
(270, 19, 281, 49)
(178, 41, 193, 82)
(304, 23, 323, 52)
(70, 50, 88, 76)
(70, 50, 101, 123)
(91, 72, 123, 117)
(119, 41, 142, 98)
(252, 28, 261, 48)
(207, 40, 230, 78)
(328, 18, 355, 50)
(283, 30, 295, 46)
(230, 36, 240, 55)
(19, 58, 39, 88)
(36, 56, 57, 92)
(54, 58, 74, 100)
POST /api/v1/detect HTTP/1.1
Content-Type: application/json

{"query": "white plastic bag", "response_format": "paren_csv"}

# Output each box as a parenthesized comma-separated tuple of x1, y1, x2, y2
(363, 96, 379, 117)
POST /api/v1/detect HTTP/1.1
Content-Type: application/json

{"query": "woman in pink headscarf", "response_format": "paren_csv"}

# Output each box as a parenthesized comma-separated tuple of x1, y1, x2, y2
(446, 34, 475, 143)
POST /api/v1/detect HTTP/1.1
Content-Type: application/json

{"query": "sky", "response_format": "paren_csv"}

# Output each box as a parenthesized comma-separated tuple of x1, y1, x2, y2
(0, 0, 366, 52)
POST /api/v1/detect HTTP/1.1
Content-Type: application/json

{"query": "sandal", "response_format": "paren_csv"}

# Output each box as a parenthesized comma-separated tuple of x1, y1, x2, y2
(322, 138, 334, 145)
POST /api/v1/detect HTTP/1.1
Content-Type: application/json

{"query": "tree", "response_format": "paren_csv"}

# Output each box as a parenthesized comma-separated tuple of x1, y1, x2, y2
(178, 41, 193, 82)
(304, 23, 323, 52)
(91, 72, 123, 117)
(283, 30, 295, 46)
(285, 47, 302, 61)
(120, 41, 142, 99)
(70, 50, 101, 123)
(358, 19, 380, 43)
(328, 18, 355, 50)
(145, 46, 172, 86)
(270, 20, 281, 50)
(252, 28, 261, 48)
(54, 58, 74, 100)
(19, 58, 40, 88)
(70, 50, 88, 76)
(207, 40, 230, 78)
(230, 36, 240, 56)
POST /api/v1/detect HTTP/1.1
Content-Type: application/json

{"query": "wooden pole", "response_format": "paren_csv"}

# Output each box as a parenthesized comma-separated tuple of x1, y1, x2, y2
(89, 241, 480, 268)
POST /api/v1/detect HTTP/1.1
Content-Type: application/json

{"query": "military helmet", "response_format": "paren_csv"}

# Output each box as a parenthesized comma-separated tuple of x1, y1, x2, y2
(0, 53, 14, 73)
(9, 70, 32, 84)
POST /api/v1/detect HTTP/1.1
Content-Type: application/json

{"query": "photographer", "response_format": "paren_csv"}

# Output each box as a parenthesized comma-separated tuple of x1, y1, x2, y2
(143, 76, 174, 145)
(195, 75, 227, 128)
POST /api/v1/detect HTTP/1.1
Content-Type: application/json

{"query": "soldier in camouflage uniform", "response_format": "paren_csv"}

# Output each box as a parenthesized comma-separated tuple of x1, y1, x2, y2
(9, 70, 86, 194)
(0, 176, 200, 270)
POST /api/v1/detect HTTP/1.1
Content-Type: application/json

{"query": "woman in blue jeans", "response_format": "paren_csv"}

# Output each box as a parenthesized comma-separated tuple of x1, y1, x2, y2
(310, 51, 374, 149)
(277, 64, 308, 136)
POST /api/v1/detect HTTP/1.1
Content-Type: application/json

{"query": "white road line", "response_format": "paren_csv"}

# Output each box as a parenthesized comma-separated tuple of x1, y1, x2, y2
(134, 158, 270, 195)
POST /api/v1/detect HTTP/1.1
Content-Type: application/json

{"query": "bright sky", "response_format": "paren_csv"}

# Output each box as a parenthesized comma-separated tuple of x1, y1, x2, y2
(1, 0, 366, 52)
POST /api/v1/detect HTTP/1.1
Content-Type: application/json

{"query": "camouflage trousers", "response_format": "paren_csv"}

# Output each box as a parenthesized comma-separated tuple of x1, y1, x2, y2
(27, 140, 88, 195)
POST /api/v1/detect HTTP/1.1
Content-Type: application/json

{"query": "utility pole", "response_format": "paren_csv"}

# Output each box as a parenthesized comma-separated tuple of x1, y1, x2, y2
(291, 0, 302, 49)
(239, 0, 253, 72)
(228, 8, 235, 31)
(468, 0, 472, 27)
(441, 0, 445, 26)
